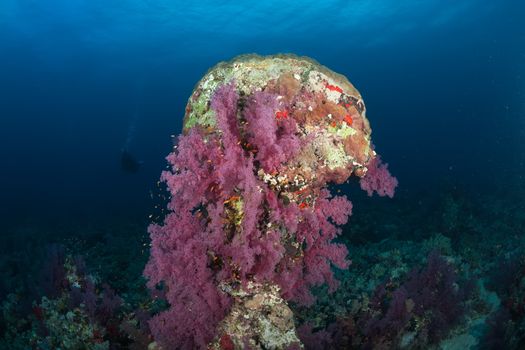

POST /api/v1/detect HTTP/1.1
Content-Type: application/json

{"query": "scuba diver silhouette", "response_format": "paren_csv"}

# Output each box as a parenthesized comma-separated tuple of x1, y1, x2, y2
(120, 149, 142, 173)
(121, 109, 143, 174)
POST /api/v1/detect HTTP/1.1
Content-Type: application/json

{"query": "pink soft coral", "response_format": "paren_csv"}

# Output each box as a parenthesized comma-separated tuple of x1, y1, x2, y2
(144, 128, 231, 349)
(360, 155, 398, 198)
(243, 90, 301, 172)
(144, 82, 394, 348)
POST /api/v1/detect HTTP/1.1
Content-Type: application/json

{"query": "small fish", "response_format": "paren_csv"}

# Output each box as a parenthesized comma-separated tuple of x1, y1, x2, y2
(344, 114, 353, 126)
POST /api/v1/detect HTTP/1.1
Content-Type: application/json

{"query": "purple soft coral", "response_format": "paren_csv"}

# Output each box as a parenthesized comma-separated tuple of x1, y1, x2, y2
(244, 90, 300, 172)
(360, 155, 398, 198)
(359, 252, 470, 348)
(144, 83, 360, 348)
(144, 62, 399, 348)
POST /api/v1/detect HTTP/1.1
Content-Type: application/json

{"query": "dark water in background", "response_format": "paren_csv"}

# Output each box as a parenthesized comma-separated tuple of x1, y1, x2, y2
(1, 0, 524, 230)
(1, 2, 525, 349)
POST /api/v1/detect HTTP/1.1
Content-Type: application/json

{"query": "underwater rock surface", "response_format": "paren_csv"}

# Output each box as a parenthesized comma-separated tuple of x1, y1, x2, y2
(143, 54, 397, 349)
(184, 54, 374, 182)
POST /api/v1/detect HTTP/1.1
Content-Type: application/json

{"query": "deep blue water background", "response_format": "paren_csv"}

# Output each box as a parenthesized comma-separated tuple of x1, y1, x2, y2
(1, 0, 524, 231)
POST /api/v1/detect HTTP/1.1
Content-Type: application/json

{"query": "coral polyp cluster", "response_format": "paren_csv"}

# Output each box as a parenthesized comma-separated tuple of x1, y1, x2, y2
(144, 54, 397, 349)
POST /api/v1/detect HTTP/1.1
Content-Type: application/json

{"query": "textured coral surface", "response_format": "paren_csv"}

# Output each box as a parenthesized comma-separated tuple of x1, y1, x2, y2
(144, 54, 397, 349)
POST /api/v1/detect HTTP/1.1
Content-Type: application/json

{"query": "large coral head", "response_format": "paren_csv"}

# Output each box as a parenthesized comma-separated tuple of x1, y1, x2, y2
(145, 54, 397, 349)
(184, 54, 376, 186)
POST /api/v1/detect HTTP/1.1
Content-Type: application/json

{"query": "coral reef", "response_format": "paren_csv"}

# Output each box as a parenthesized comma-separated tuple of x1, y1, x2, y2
(143, 54, 397, 348)
(482, 251, 525, 349)
(296, 251, 474, 350)
(2, 189, 524, 349)
(0, 241, 156, 350)
(210, 282, 301, 350)
(358, 251, 472, 348)
(1, 246, 124, 349)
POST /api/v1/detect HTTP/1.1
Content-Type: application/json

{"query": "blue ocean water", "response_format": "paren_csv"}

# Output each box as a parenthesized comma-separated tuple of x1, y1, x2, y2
(1, 1, 524, 349)
(1, 0, 523, 226)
